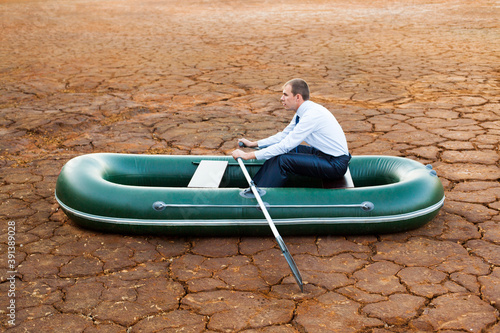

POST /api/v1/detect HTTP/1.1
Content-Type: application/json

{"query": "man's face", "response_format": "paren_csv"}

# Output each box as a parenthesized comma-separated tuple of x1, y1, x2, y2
(280, 84, 300, 111)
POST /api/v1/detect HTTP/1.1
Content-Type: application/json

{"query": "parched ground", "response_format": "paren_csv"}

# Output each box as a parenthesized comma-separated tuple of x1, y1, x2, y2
(1, 0, 499, 332)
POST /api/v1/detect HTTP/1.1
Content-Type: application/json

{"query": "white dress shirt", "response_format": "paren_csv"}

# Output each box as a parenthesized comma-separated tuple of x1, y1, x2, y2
(254, 100, 349, 160)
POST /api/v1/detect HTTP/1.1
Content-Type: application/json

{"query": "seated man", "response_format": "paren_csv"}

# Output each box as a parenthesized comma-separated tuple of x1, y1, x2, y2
(232, 78, 351, 188)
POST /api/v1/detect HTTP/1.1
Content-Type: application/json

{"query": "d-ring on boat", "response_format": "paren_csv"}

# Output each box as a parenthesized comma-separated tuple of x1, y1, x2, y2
(55, 153, 445, 236)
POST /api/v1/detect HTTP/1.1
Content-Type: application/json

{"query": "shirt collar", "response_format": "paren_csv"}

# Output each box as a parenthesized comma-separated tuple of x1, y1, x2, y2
(296, 100, 312, 118)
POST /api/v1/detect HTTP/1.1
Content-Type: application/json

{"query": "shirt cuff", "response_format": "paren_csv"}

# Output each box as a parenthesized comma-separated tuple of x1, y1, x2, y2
(254, 150, 264, 160)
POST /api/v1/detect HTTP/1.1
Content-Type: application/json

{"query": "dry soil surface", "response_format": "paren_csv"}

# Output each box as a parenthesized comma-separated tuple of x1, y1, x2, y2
(1, 0, 499, 332)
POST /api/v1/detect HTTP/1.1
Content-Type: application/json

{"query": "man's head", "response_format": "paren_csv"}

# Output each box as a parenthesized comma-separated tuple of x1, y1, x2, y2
(281, 78, 310, 111)
(284, 78, 310, 101)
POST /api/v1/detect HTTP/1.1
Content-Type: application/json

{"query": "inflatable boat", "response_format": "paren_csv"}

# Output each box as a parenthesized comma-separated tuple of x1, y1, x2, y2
(55, 153, 445, 236)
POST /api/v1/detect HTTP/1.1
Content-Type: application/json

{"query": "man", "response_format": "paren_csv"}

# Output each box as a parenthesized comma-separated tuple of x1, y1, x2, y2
(232, 78, 350, 188)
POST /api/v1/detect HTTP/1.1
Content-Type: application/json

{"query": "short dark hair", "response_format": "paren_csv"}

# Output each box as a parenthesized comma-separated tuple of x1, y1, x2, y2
(284, 78, 310, 101)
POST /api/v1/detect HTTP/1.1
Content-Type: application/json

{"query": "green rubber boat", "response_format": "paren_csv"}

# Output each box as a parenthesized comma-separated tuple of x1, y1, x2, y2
(55, 153, 445, 236)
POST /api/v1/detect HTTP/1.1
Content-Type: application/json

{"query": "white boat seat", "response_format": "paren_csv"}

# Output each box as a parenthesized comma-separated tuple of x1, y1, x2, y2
(188, 160, 228, 188)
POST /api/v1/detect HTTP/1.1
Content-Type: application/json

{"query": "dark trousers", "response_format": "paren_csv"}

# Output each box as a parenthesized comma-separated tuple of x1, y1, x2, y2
(253, 145, 351, 187)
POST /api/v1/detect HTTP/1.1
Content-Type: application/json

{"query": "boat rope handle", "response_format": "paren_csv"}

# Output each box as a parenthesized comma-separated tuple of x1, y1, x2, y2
(152, 201, 374, 212)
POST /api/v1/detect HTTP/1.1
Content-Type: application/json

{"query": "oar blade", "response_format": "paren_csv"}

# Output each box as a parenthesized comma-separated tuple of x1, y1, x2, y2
(276, 235, 304, 292)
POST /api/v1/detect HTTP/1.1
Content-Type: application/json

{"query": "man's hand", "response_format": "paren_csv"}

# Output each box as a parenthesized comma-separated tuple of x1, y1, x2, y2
(238, 138, 258, 148)
(232, 149, 255, 160)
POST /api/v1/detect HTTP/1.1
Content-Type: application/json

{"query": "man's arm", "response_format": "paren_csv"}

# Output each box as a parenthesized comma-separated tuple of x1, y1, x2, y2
(257, 116, 297, 149)
(254, 114, 316, 160)
(232, 114, 299, 160)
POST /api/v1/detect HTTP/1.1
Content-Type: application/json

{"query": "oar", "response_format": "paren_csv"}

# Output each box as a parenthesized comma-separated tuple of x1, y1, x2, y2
(237, 157, 304, 292)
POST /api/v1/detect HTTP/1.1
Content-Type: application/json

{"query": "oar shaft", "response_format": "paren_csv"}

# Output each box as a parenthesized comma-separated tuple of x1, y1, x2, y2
(237, 158, 304, 292)
(237, 159, 280, 236)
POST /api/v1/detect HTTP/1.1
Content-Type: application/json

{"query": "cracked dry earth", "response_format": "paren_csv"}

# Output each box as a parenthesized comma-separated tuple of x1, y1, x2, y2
(0, 0, 499, 332)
